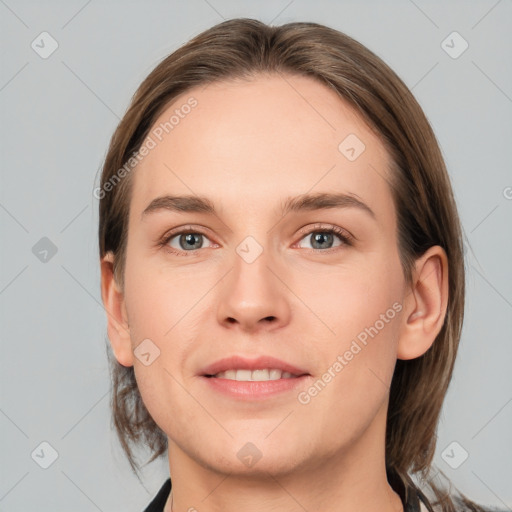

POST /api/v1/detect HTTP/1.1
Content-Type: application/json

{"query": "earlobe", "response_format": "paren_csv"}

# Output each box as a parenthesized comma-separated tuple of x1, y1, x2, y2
(100, 252, 134, 367)
(397, 246, 449, 360)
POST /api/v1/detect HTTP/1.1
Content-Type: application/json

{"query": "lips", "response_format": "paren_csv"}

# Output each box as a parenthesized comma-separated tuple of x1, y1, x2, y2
(200, 355, 309, 379)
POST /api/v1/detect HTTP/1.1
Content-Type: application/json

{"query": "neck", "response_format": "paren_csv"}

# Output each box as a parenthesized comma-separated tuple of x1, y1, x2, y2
(164, 406, 403, 512)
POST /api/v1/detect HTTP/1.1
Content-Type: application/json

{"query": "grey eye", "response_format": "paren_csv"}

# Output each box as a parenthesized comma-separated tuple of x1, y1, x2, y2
(168, 232, 213, 251)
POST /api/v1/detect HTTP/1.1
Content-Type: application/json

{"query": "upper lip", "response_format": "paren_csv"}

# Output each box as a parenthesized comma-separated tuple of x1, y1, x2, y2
(200, 355, 310, 377)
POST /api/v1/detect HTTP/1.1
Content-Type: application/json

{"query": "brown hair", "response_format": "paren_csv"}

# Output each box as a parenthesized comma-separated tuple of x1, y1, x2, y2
(98, 18, 484, 511)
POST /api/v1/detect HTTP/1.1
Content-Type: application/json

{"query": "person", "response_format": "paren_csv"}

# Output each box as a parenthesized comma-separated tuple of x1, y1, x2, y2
(98, 18, 498, 512)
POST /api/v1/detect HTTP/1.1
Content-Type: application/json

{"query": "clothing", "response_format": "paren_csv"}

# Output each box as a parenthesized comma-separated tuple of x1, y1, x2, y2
(143, 478, 171, 512)
(142, 472, 432, 512)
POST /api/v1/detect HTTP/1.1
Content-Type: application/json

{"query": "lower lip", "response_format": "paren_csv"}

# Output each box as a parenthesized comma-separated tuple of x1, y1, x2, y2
(200, 375, 310, 400)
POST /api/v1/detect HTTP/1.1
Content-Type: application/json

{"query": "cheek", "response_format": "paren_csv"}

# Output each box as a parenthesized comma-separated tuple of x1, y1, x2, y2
(289, 251, 402, 338)
(132, 361, 201, 446)
(293, 256, 402, 416)
(298, 309, 401, 450)
(123, 251, 206, 342)
(125, 281, 203, 442)
(122, 255, 212, 426)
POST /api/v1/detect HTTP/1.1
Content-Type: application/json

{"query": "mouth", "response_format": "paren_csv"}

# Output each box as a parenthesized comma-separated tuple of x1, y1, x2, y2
(205, 368, 300, 381)
(199, 355, 311, 400)
(200, 355, 309, 379)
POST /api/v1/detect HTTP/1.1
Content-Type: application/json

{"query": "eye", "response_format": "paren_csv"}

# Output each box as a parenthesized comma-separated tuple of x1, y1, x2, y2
(295, 224, 353, 251)
(158, 223, 353, 257)
(160, 227, 216, 256)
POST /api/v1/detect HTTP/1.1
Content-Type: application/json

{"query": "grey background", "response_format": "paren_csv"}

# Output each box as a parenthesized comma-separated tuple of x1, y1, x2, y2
(1, 0, 511, 510)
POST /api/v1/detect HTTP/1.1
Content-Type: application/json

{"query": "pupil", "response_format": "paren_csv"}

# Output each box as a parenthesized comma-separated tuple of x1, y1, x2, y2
(312, 232, 332, 249)
(181, 233, 202, 250)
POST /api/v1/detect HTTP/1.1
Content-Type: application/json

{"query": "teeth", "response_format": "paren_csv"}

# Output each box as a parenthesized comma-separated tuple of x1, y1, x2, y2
(269, 369, 282, 380)
(213, 369, 297, 381)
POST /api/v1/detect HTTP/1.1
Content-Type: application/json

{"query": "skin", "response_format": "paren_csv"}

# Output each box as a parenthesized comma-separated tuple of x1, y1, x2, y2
(101, 73, 448, 512)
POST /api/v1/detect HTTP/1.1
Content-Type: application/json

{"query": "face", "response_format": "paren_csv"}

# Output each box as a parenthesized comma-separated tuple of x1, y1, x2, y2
(114, 74, 409, 476)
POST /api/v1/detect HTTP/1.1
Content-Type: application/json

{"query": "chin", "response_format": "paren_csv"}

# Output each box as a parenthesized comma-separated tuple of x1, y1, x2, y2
(198, 436, 310, 478)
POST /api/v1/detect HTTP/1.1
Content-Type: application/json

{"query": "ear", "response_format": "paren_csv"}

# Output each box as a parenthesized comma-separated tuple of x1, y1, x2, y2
(397, 245, 449, 360)
(100, 252, 133, 367)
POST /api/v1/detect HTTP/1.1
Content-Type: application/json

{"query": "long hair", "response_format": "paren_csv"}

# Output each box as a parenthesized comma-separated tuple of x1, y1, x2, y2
(98, 18, 483, 510)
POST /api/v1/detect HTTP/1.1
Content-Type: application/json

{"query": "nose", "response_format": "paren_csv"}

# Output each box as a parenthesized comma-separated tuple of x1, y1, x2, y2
(216, 248, 291, 333)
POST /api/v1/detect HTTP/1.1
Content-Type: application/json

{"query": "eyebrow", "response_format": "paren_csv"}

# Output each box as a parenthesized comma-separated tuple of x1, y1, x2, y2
(141, 192, 376, 220)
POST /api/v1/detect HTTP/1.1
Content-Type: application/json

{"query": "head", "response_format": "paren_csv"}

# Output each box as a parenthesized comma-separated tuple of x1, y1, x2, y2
(99, 17, 465, 506)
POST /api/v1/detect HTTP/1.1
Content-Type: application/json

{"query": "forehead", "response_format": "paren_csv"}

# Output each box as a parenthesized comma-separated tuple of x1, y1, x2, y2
(129, 73, 393, 224)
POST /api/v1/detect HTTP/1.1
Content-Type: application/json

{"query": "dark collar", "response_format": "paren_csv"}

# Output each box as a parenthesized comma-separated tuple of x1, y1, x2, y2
(388, 468, 435, 512)
(142, 478, 171, 512)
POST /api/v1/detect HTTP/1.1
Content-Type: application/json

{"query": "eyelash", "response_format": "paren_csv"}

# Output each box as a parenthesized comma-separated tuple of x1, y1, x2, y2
(158, 224, 354, 257)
